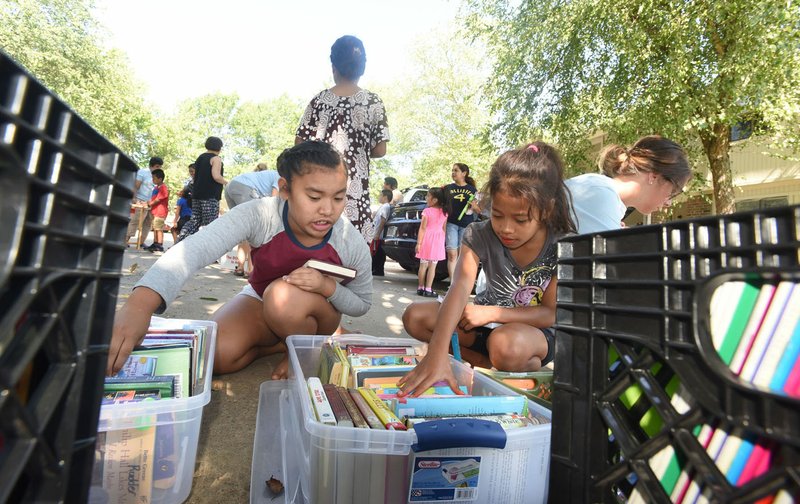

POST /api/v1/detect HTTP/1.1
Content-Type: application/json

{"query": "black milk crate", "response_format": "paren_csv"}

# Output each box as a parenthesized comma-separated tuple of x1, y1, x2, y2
(550, 205, 800, 503)
(0, 51, 137, 503)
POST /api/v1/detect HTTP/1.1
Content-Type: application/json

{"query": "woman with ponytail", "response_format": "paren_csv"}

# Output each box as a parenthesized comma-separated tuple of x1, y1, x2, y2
(566, 135, 691, 233)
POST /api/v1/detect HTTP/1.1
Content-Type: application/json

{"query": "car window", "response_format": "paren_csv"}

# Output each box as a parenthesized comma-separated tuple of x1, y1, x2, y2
(408, 189, 428, 203)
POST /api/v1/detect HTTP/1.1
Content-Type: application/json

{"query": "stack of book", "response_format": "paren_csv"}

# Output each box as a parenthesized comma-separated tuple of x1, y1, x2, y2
(627, 279, 800, 503)
(103, 322, 209, 403)
(310, 340, 550, 432)
(92, 319, 212, 503)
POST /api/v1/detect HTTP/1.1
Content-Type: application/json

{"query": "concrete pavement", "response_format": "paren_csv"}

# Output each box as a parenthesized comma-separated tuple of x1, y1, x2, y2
(116, 245, 445, 502)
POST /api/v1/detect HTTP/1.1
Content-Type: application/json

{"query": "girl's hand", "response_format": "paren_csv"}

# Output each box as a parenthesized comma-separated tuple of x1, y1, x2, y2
(107, 288, 161, 375)
(283, 266, 334, 296)
(396, 349, 463, 397)
(458, 304, 495, 331)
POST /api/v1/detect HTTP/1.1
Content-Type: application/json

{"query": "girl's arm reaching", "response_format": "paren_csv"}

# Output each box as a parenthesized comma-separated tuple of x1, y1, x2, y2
(397, 245, 481, 397)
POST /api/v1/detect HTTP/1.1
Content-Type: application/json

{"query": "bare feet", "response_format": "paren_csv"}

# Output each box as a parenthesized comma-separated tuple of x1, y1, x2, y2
(271, 354, 290, 380)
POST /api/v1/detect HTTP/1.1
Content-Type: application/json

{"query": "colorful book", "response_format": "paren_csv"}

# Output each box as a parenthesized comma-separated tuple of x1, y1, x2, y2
(323, 383, 354, 427)
(715, 281, 762, 365)
(372, 385, 468, 399)
(336, 385, 368, 429)
(358, 388, 406, 430)
(346, 344, 419, 356)
(756, 286, 800, 389)
(131, 344, 192, 398)
(729, 283, 777, 374)
(104, 375, 175, 399)
(308, 377, 336, 426)
(354, 366, 415, 387)
(348, 355, 419, 367)
(770, 317, 800, 396)
(405, 413, 538, 430)
(348, 388, 385, 430)
(114, 355, 158, 378)
(393, 395, 527, 418)
(739, 282, 794, 383)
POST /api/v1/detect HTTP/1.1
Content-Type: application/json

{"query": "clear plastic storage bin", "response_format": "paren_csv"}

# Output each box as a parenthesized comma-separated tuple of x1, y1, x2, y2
(252, 334, 552, 504)
(89, 319, 217, 504)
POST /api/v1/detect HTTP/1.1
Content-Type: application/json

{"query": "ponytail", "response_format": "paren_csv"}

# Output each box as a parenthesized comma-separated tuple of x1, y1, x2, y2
(599, 136, 690, 183)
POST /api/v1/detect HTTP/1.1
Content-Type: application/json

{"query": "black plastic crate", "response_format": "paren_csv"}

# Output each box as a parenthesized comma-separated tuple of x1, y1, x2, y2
(0, 51, 137, 502)
(551, 205, 800, 503)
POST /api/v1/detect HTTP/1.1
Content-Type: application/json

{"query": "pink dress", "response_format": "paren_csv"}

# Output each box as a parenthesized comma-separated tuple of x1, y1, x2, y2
(416, 207, 447, 261)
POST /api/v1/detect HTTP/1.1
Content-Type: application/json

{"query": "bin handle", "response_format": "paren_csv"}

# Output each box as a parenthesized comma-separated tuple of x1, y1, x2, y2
(411, 418, 507, 452)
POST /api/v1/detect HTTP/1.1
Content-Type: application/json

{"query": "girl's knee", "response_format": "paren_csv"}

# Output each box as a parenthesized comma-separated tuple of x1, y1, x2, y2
(402, 304, 428, 341)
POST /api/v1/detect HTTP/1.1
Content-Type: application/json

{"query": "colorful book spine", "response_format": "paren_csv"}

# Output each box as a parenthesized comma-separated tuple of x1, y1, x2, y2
(754, 286, 800, 389)
(393, 394, 527, 418)
(769, 317, 800, 393)
(322, 383, 353, 427)
(372, 385, 468, 399)
(740, 282, 794, 383)
(357, 388, 406, 430)
(715, 281, 761, 365)
(336, 386, 368, 429)
(348, 355, 419, 367)
(308, 377, 336, 426)
(405, 413, 537, 430)
(346, 345, 418, 355)
(729, 284, 776, 374)
(348, 388, 384, 430)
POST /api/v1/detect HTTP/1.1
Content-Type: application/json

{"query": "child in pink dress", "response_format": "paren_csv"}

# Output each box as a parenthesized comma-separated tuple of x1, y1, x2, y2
(415, 187, 448, 297)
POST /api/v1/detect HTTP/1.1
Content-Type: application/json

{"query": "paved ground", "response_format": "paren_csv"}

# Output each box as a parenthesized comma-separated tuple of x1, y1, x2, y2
(116, 242, 446, 503)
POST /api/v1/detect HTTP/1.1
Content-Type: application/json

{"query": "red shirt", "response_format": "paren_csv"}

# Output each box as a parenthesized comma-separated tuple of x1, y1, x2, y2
(149, 184, 169, 218)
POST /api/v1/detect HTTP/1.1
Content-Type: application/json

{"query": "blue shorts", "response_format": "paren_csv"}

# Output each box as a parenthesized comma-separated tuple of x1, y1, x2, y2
(445, 223, 466, 251)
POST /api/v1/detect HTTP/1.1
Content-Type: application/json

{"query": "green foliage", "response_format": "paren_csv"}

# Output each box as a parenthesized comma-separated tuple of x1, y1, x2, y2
(374, 25, 499, 197)
(0, 0, 154, 160)
(465, 0, 800, 212)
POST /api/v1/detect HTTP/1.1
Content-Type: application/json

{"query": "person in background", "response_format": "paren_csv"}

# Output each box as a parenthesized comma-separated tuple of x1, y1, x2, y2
(178, 136, 227, 241)
(144, 168, 169, 252)
(566, 135, 691, 233)
(107, 141, 372, 380)
(399, 143, 576, 396)
(170, 186, 193, 243)
(414, 187, 448, 297)
(371, 189, 393, 276)
(184, 162, 196, 199)
(296, 34, 390, 243)
(384, 176, 402, 205)
(125, 156, 163, 247)
(443, 163, 478, 281)
(224, 163, 281, 276)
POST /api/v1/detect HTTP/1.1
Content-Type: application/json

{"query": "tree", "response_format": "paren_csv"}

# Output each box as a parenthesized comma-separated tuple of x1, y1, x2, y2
(465, 0, 800, 213)
(376, 25, 499, 193)
(0, 0, 154, 160)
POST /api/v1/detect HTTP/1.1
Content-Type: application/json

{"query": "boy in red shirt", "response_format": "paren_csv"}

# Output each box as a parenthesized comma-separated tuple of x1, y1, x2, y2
(146, 169, 169, 252)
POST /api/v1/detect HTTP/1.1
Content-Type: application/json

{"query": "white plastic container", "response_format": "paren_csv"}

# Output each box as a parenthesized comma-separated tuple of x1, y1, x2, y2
(255, 334, 552, 504)
(89, 319, 217, 504)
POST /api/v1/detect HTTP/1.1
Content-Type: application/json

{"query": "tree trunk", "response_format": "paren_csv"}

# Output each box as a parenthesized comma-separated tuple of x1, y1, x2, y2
(699, 123, 736, 215)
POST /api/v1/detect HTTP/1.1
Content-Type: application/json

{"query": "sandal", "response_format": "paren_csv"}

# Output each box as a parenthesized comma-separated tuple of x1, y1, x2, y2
(233, 267, 245, 277)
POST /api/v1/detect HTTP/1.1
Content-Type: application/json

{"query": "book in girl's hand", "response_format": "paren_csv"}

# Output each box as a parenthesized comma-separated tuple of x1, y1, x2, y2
(304, 259, 356, 281)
